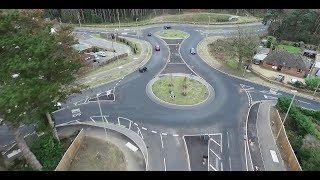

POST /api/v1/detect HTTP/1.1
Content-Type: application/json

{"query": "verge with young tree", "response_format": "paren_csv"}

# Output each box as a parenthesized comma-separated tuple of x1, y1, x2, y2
(228, 26, 260, 69)
(0, 10, 85, 170)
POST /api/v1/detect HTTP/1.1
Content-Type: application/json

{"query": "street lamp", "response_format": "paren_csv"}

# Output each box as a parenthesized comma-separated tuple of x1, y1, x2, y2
(178, 9, 181, 24)
(276, 90, 297, 140)
(313, 80, 320, 95)
(135, 18, 139, 39)
(97, 93, 107, 139)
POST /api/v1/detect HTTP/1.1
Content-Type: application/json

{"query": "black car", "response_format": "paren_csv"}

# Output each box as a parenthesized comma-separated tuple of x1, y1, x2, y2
(164, 25, 171, 29)
(139, 67, 147, 73)
(275, 74, 285, 82)
(147, 32, 152, 36)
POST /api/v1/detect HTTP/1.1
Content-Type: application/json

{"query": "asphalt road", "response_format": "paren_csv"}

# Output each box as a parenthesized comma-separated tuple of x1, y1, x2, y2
(2, 22, 320, 171)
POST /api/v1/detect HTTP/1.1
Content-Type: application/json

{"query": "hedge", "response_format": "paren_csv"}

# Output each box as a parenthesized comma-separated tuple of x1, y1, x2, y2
(277, 96, 320, 140)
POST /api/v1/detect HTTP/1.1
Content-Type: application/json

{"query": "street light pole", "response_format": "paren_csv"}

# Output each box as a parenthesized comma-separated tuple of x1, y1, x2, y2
(313, 80, 320, 95)
(136, 18, 139, 39)
(97, 93, 107, 139)
(276, 90, 297, 140)
(179, 9, 181, 24)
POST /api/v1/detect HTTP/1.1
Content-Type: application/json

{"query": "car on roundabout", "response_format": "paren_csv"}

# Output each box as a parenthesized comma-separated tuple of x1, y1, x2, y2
(138, 67, 147, 73)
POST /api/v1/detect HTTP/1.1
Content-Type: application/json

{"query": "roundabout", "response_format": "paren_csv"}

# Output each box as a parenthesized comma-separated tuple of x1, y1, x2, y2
(156, 29, 188, 39)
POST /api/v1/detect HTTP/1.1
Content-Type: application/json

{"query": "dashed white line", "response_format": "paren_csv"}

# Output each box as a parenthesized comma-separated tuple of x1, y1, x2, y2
(133, 122, 138, 126)
(172, 134, 179, 137)
(151, 130, 157, 134)
(210, 149, 221, 160)
(142, 127, 147, 130)
(226, 131, 230, 149)
(164, 158, 167, 171)
(229, 157, 232, 171)
(161, 133, 167, 136)
(115, 83, 118, 86)
(160, 134, 164, 148)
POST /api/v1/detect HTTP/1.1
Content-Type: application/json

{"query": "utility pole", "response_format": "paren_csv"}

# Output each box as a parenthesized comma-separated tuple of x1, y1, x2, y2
(276, 90, 297, 140)
(179, 9, 181, 24)
(314, 80, 320, 95)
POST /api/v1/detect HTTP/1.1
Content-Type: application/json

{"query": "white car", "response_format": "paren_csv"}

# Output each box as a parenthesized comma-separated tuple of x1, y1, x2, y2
(290, 78, 298, 84)
(97, 51, 106, 57)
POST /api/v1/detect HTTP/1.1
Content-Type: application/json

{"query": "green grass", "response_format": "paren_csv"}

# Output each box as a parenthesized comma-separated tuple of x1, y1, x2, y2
(156, 30, 188, 38)
(163, 13, 231, 23)
(152, 76, 209, 105)
(225, 58, 239, 70)
(276, 44, 302, 55)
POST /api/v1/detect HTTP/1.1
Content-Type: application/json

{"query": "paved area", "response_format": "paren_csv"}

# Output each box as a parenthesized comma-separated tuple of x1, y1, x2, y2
(247, 101, 287, 171)
(256, 101, 286, 171)
(58, 125, 146, 171)
(251, 65, 305, 84)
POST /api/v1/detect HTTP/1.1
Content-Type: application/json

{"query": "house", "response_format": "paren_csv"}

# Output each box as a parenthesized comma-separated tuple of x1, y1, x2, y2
(261, 49, 312, 78)
(253, 46, 270, 64)
(303, 49, 318, 59)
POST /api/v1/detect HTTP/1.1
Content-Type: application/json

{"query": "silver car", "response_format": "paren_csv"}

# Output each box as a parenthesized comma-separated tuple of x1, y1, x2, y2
(190, 48, 196, 55)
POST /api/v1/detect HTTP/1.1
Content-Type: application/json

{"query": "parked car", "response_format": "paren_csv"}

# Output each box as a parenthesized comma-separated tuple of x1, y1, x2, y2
(155, 45, 160, 51)
(147, 32, 152, 36)
(190, 48, 196, 55)
(138, 67, 147, 73)
(316, 69, 320, 77)
(275, 74, 285, 82)
(164, 25, 171, 29)
(97, 51, 106, 57)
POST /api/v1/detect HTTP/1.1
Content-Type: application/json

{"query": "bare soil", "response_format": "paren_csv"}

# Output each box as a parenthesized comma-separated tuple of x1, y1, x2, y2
(69, 136, 126, 171)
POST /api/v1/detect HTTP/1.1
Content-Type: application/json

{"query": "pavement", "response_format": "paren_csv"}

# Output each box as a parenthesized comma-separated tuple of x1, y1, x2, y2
(251, 64, 305, 84)
(247, 101, 286, 171)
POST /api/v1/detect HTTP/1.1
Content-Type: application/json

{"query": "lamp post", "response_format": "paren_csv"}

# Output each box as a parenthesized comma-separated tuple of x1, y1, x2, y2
(97, 93, 107, 139)
(313, 80, 320, 95)
(136, 18, 139, 39)
(179, 9, 181, 24)
(276, 90, 297, 140)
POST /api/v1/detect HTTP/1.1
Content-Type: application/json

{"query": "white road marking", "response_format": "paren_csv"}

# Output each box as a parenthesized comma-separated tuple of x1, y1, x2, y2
(126, 142, 138, 152)
(209, 138, 221, 147)
(210, 149, 221, 160)
(161, 133, 167, 136)
(142, 127, 147, 130)
(209, 164, 217, 171)
(90, 117, 96, 123)
(160, 134, 164, 148)
(164, 158, 167, 171)
(264, 95, 278, 100)
(296, 99, 311, 105)
(7, 149, 21, 158)
(128, 121, 132, 130)
(270, 150, 279, 163)
(115, 83, 118, 86)
(227, 131, 230, 149)
(172, 134, 179, 137)
(229, 157, 232, 171)
(133, 122, 138, 126)
(151, 130, 157, 134)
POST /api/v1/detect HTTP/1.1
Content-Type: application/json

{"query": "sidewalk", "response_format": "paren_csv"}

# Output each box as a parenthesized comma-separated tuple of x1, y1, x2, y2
(256, 101, 286, 171)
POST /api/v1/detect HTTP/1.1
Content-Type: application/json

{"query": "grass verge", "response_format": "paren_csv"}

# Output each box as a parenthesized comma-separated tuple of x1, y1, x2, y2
(276, 44, 301, 55)
(156, 30, 188, 38)
(152, 76, 209, 105)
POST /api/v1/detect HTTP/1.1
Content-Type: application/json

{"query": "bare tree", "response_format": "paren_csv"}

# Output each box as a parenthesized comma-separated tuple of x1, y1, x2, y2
(228, 26, 260, 69)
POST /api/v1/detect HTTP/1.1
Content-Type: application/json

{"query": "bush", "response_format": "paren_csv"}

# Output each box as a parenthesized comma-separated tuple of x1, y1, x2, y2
(292, 81, 305, 88)
(305, 77, 320, 90)
(31, 134, 63, 171)
(92, 46, 99, 53)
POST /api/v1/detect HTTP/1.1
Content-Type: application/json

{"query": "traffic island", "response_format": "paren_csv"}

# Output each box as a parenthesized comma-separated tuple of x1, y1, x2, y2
(156, 30, 188, 39)
(146, 73, 215, 109)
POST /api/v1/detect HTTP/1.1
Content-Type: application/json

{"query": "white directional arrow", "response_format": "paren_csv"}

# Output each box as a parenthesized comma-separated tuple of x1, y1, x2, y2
(264, 95, 278, 100)
(240, 84, 255, 91)
(260, 90, 282, 96)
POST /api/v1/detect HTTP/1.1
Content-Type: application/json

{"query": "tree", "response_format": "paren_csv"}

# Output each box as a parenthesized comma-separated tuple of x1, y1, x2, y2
(228, 26, 260, 69)
(305, 77, 320, 90)
(0, 10, 85, 170)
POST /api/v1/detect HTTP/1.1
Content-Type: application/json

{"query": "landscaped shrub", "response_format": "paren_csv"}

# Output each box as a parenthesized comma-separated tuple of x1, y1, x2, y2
(305, 77, 320, 90)
(92, 46, 99, 52)
(292, 81, 305, 89)
(297, 107, 320, 122)
(31, 134, 64, 171)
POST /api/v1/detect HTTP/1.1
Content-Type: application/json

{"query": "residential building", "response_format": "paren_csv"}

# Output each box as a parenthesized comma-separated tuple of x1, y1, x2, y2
(261, 49, 312, 78)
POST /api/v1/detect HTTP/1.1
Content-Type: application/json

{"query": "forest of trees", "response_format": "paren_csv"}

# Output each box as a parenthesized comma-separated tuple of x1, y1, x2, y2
(43, 9, 266, 24)
(263, 9, 320, 45)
